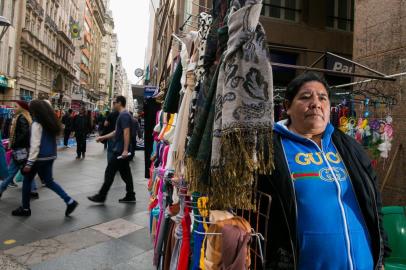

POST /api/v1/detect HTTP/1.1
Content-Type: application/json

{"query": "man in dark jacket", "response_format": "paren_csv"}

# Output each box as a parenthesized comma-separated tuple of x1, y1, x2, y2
(61, 109, 73, 148)
(72, 107, 88, 159)
(0, 101, 38, 199)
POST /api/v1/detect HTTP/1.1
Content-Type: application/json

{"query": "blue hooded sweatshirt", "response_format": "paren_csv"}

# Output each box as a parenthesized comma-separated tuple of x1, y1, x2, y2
(274, 120, 373, 270)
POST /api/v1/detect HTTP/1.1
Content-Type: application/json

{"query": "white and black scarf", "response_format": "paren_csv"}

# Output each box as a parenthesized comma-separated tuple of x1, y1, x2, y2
(210, 0, 274, 210)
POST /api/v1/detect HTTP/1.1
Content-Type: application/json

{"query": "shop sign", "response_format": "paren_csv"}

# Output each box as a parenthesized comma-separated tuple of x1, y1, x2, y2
(144, 86, 157, 98)
(0, 76, 8, 88)
(326, 54, 354, 74)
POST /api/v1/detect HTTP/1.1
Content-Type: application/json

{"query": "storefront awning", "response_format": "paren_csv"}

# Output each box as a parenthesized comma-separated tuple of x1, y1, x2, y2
(0, 76, 8, 88)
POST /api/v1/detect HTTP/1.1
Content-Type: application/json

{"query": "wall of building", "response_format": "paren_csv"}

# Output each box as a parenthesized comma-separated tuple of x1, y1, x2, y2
(353, 0, 406, 205)
(0, 0, 22, 102)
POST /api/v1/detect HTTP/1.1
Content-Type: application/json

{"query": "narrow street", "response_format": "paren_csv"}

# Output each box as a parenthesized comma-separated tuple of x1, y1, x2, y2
(0, 141, 153, 270)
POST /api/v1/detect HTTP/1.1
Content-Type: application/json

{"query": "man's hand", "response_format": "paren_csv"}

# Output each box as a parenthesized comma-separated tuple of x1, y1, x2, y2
(121, 150, 129, 159)
(96, 136, 105, 143)
(22, 166, 31, 174)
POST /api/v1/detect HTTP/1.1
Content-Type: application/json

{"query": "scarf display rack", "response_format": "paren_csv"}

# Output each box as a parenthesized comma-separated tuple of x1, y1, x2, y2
(147, 1, 398, 269)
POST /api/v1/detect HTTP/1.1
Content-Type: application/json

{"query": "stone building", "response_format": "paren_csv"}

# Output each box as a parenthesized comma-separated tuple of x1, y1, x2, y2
(353, 0, 406, 205)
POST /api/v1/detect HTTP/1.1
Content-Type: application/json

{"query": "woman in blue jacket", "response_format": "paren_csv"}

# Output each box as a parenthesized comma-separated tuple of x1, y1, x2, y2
(12, 100, 78, 217)
(261, 72, 389, 270)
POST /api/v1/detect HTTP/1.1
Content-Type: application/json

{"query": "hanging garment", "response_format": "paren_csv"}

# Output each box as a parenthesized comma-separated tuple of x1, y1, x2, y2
(188, 13, 214, 145)
(203, 216, 251, 270)
(221, 225, 251, 270)
(172, 71, 196, 176)
(144, 98, 162, 178)
(186, 65, 221, 193)
(164, 62, 183, 114)
(210, 0, 274, 210)
(191, 196, 209, 270)
(178, 207, 192, 270)
(163, 219, 177, 270)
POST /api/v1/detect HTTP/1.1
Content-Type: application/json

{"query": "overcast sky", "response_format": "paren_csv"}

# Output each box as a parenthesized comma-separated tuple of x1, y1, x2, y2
(109, 0, 150, 84)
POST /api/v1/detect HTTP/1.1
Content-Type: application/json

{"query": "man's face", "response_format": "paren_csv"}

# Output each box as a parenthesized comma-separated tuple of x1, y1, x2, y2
(113, 100, 120, 111)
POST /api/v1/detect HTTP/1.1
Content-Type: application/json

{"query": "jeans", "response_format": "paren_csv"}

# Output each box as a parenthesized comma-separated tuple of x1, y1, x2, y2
(22, 160, 71, 209)
(98, 154, 135, 199)
(0, 158, 36, 193)
(76, 133, 87, 157)
(63, 129, 71, 146)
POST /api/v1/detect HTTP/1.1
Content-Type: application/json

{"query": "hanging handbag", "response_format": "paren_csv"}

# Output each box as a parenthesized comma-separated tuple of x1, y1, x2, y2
(12, 148, 28, 164)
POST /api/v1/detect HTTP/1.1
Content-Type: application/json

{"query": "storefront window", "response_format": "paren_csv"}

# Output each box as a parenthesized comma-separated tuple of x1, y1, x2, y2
(326, 0, 354, 31)
(262, 0, 300, 22)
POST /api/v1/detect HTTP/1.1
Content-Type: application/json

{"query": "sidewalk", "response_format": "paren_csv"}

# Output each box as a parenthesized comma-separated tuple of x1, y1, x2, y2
(0, 141, 153, 270)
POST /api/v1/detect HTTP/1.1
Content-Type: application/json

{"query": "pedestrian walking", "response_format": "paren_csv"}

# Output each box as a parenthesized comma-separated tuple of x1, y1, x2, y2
(0, 132, 8, 180)
(103, 109, 119, 161)
(72, 107, 88, 159)
(11, 100, 78, 217)
(61, 109, 73, 148)
(88, 96, 136, 203)
(0, 101, 38, 199)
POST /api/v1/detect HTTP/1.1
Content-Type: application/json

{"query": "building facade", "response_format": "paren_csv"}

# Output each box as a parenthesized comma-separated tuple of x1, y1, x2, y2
(13, 0, 79, 109)
(0, 0, 22, 102)
(146, 0, 354, 88)
(97, 8, 114, 110)
(353, 0, 406, 205)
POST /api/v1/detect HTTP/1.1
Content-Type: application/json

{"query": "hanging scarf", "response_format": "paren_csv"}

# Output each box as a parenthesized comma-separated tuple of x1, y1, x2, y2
(186, 2, 231, 193)
(187, 13, 214, 146)
(9, 109, 33, 148)
(210, 0, 274, 210)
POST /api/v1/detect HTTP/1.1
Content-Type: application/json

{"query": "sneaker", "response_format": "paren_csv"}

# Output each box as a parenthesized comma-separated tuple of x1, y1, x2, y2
(65, 200, 78, 216)
(30, 192, 40, 200)
(9, 182, 18, 188)
(76, 156, 81, 160)
(118, 195, 136, 203)
(87, 194, 105, 203)
(12, 207, 31, 217)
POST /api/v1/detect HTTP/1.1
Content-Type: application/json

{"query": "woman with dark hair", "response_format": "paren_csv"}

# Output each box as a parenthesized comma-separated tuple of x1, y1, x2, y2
(12, 100, 78, 217)
(261, 72, 390, 269)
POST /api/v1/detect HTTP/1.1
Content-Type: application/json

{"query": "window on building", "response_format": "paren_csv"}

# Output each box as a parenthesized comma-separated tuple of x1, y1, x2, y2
(261, 0, 300, 21)
(326, 0, 354, 31)
(37, 21, 41, 39)
(0, 0, 4, 16)
(11, 0, 16, 25)
(25, 12, 31, 31)
(20, 89, 34, 101)
(7, 46, 12, 74)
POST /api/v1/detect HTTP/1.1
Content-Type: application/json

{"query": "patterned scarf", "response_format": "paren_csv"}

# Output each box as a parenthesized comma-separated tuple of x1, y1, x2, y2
(210, 0, 274, 210)
(187, 13, 213, 145)
(9, 108, 32, 148)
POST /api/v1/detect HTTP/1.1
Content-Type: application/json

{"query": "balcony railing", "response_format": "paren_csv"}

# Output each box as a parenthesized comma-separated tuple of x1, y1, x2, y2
(45, 15, 58, 32)
(27, 0, 45, 18)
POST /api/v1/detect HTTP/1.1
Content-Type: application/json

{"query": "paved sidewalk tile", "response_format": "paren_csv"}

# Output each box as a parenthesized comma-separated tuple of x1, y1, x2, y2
(30, 239, 145, 270)
(91, 218, 144, 238)
(0, 254, 27, 270)
(112, 250, 154, 270)
(4, 228, 111, 266)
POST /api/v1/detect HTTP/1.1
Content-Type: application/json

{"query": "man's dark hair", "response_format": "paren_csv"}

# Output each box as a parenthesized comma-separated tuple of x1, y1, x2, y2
(285, 72, 330, 103)
(115, 95, 126, 107)
(68, 109, 73, 114)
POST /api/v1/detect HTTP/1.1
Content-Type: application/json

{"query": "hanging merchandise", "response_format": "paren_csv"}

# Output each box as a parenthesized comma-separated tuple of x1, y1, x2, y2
(210, 0, 274, 210)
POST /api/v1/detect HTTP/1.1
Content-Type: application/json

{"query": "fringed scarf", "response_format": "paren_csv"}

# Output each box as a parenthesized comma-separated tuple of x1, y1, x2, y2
(210, 0, 274, 210)
(9, 109, 32, 148)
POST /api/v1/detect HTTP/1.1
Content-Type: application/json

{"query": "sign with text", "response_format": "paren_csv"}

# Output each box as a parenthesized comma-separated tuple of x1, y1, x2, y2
(144, 86, 158, 98)
(326, 54, 355, 74)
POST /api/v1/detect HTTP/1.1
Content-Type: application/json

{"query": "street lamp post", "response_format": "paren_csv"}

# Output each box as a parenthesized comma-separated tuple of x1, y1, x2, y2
(0, 16, 11, 41)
